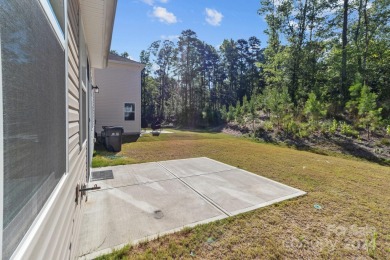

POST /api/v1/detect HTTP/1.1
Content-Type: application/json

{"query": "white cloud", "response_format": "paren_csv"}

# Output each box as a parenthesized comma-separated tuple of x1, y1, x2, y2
(205, 8, 223, 26)
(152, 6, 177, 24)
(141, 0, 168, 5)
(142, 0, 154, 6)
(161, 35, 180, 41)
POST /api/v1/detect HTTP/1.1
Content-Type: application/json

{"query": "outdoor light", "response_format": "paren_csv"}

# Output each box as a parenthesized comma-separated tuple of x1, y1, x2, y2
(92, 85, 99, 93)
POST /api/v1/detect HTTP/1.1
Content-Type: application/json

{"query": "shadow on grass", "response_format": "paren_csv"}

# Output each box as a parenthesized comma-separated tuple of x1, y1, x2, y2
(94, 134, 140, 153)
(122, 134, 140, 144)
(333, 138, 390, 166)
(255, 131, 389, 166)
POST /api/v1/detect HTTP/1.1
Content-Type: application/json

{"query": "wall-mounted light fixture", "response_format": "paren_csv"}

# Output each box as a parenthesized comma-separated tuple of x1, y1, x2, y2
(91, 85, 99, 93)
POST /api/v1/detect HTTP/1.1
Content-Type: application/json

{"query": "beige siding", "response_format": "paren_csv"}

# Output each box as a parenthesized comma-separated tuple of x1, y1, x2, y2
(94, 62, 143, 134)
(67, 0, 88, 259)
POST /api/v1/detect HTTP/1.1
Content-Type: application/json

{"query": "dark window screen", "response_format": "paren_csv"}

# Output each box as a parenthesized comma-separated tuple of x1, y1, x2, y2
(82, 89, 87, 142)
(124, 103, 135, 121)
(1, 0, 66, 258)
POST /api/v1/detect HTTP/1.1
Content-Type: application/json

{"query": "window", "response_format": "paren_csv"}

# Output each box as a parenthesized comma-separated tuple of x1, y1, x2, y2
(1, 0, 66, 258)
(124, 103, 135, 121)
(81, 89, 87, 143)
(79, 24, 88, 146)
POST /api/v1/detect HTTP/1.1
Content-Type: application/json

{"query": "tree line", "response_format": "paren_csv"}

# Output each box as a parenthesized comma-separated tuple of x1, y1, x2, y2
(114, 0, 389, 138)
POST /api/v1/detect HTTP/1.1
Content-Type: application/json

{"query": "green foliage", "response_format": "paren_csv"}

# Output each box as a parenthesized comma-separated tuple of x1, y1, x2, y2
(366, 231, 378, 258)
(242, 96, 250, 115)
(346, 82, 363, 117)
(304, 92, 328, 122)
(329, 119, 338, 135)
(139, 0, 389, 132)
(263, 121, 273, 131)
(234, 100, 243, 124)
(387, 125, 390, 136)
(261, 86, 292, 129)
(220, 106, 228, 122)
(357, 85, 382, 139)
(283, 116, 299, 136)
(340, 122, 359, 138)
(227, 105, 235, 122)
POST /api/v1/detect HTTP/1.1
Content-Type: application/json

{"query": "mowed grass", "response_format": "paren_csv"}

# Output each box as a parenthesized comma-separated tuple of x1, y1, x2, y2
(94, 130, 390, 259)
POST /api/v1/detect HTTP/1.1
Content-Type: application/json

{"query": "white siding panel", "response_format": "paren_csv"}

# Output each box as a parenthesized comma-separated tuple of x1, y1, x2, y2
(69, 122, 79, 137)
(68, 79, 79, 99)
(69, 108, 79, 122)
(69, 132, 79, 152)
(69, 93, 79, 110)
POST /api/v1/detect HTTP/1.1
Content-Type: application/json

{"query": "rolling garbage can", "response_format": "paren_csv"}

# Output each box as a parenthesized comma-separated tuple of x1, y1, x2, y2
(101, 126, 123, 152)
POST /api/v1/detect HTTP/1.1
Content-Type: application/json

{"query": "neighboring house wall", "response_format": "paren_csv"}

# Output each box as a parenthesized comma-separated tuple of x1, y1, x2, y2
(94, 61, 143, 135)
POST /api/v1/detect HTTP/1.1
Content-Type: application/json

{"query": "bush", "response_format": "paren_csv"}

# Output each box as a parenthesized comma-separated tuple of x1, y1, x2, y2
(319, 121, 331, 135)
(263, 121, 273, 131)
(329, 119, 338, 135)
(304, 92, 328, 122)
(227, 105, 235, 122)
(386, 125, 390, 136)
(297, 127, 310, 138)
(284, 118, 300, 136)
(340, 122, 359, 138)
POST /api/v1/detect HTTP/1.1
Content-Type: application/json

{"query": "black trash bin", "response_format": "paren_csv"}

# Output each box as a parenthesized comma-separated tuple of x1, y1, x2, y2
(101, 126, 123, 152)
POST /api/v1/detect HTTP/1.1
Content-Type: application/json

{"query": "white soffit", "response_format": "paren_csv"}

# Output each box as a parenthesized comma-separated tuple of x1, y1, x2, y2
(80, 0, 117, 69)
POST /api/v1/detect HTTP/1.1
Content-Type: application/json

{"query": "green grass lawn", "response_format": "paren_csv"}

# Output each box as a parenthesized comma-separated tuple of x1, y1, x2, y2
(94, 130, 390, 259)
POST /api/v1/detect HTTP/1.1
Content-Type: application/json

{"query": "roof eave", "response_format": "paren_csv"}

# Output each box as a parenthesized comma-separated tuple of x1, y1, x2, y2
(80, 0, 117, 69)
(108, 59, 146, 69)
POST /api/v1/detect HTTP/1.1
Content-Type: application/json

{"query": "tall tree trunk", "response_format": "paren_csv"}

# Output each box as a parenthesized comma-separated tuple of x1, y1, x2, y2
(341, 0, 349, 101)
(363, 0, 369, 85)
(291, 0, 308, 104)
(355, 0, 363, 79)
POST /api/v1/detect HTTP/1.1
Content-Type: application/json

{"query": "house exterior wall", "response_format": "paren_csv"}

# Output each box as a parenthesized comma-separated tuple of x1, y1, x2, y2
(94, 61, 143, 135)
(1, 0, 116, 258)
(0, 0, 90, 259)
(67, 0, 88, 258)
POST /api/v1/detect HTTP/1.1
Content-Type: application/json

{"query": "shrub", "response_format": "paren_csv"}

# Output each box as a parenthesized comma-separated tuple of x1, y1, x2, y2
(304, 92, 328, 122)
(386, 125, 390, 136)
(284, 117, 299, 136)
(227, 105, 235, 122)
(340, 122, 359, 138)
(263, 121, 273, 131)
(329, 119, 338, 135)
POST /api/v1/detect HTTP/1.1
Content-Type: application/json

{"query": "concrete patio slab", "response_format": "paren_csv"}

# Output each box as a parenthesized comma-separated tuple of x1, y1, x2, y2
(91, 162, 175, 188)
(79, 179, 226, 258)
(181, 169, 305, 216)
(79, 157, 305, 259)
(159, 157, 235, 178)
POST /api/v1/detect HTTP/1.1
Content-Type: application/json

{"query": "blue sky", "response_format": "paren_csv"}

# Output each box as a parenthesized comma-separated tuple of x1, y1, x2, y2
(110, 0, 267, 61)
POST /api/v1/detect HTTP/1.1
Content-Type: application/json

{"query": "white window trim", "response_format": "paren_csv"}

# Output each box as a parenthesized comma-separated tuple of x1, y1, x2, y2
(39, 0, 66, 49)
(64, 0, 69, 173)
(0, 30, 4, 258)
(124, 102, 136, 121)
(10, 173, 69, 259)
(79, 19, 89, 150)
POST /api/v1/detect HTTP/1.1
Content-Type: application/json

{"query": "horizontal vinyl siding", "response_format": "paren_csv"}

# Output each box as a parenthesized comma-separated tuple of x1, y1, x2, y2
(94, 63, 142, 134)
(67, 0, 87, 259)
